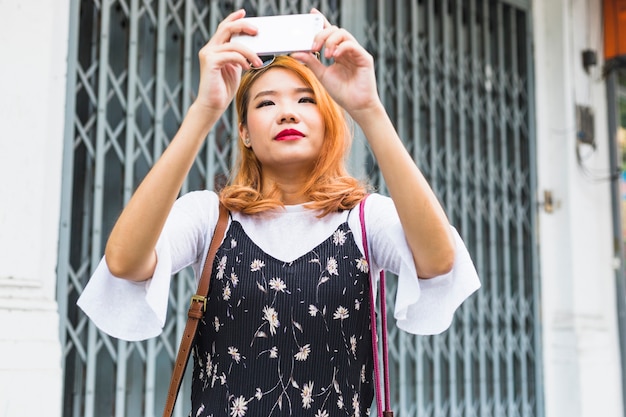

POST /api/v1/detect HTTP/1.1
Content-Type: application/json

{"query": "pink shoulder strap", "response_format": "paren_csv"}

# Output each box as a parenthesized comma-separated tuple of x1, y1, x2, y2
(359, 196, 393, 417)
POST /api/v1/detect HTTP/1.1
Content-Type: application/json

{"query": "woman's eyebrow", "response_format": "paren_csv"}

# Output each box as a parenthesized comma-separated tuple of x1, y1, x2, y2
(253, 87, 314, 101)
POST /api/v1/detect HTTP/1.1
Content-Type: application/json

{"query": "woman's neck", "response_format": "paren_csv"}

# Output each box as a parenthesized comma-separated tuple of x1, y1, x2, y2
(262, 170, 310, 205)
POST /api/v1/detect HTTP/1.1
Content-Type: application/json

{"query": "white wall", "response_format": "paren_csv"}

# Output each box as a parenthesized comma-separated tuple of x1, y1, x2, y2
(533, 0, 624, 416)
(0, 1, 69, 416)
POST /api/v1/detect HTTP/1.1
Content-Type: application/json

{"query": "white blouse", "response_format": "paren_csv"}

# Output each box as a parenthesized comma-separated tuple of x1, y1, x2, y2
(77, 191, 480, 341)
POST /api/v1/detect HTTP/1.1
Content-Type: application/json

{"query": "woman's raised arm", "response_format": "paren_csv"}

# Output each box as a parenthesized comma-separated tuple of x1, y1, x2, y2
(294, 12, 455, 278)
(105, 9, 263, 281)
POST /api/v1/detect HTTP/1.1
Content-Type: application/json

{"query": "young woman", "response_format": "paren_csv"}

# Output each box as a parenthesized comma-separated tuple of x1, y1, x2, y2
(78, 9, 480, 417)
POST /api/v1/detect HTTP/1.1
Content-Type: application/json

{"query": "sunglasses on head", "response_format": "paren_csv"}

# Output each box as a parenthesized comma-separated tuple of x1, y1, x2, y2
(248, 51, 321, 70)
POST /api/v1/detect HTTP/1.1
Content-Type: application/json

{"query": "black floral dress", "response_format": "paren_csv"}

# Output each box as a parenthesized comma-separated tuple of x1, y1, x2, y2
(190, 215, 374, 417)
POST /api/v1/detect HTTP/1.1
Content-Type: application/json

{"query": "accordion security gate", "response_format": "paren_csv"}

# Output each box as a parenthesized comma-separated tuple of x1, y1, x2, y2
(57, 0, 540, 416)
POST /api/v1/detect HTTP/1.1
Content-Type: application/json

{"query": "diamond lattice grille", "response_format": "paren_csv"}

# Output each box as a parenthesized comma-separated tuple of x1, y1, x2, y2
(361, 2, 538, 417)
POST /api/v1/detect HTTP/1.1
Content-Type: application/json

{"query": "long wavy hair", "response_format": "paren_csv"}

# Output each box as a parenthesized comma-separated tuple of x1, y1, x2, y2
(219, 55, 367, 216)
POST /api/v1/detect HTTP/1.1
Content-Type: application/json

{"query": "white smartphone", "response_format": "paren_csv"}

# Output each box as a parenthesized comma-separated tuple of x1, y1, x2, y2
(231, 14, 324, 56)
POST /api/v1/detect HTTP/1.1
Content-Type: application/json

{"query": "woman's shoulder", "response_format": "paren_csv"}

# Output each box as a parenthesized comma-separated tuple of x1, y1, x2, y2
(177, 189, 219, 204)
(167, 190, 222, 232)
(362, 192, 395, 215)
(348, 193, 397, 236)
(353, 193, 401, 241)
(172, 189, 221, 215)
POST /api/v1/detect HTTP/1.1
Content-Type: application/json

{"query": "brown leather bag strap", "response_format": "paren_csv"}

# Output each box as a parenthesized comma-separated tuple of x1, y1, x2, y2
(162, 203, 229, 417)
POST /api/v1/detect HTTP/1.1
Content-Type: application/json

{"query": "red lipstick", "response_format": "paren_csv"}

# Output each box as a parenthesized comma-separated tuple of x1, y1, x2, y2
(275, 129, 304, 141)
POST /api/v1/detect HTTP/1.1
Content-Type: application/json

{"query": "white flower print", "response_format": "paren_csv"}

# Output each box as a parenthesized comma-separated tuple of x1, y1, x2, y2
(326, 257, 338, 276)
(301, 381, 314, 409)
(337, 396, 344, 409)
(230, 238, 237, 248)
(219, 373, 227, 385)
(228, 346, 241, 363)
(350, 336, 357, 356)
(333, 306, 349, 321)
(308, 304, 318, 317)
(217, 256, 227, 279)
(230, 272, 239, 287)
(333, 229, 347, 246)
(196, 404, 205, 417)
(230, 395, 248, 417)
(205, 353, 213, 379)
(361, 365, 366, 383)
(263, 306, 279, 335)
(356, 257, 369, 273)
(250, 259, 265, 271)
(211, 364, 219, 387)
(214, 316, 221, 332)
(269, 277, 287, 292)
(255, 388, 263, 400)
(269, 346, 278, 358)
(315, 410, 329, 417)
(223, 283, 232, 301)
(352, 393, 360, 417)
(255, 330, 268, 339)
(293, 321, 303, 333)
(294, 344, 311, 361)
(355, 299, 361, 311)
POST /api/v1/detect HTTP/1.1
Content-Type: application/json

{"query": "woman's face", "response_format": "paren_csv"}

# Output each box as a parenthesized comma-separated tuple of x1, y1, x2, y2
(239, 67, 325, 178)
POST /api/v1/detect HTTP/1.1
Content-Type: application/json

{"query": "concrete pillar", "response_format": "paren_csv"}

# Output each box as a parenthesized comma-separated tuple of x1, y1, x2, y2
(533, 0, 624, 416)
(0, 1, 69, 415)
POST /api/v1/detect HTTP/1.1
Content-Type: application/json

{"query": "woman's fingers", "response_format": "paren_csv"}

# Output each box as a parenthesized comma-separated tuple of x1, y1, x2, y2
(325, 29, 355, 59)
(310, 8, 332, 29)
(197, 9, 264, 69)
(289, 51, 325, 74)
(311, 22, 358, 60)
(199, 48, 250, 70)
(199, 41, 262, 69)
(208, 9, 260, 51)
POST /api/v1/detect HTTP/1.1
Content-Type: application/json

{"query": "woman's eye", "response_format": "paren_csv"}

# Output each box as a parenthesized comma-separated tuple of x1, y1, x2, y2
(299, 96, 316, 104)
(256, 100, 274, 108)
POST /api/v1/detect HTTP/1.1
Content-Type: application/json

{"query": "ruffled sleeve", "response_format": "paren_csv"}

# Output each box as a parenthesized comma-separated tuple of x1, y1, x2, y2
(76, 191, 220, 341)
(390, 227, 480, 334)
(352, 193, 480, 335)
(75, 238, 174, 341)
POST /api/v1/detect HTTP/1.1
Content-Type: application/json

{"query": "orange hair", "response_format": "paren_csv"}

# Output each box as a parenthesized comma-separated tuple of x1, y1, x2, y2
(219, 55, 367, 216)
